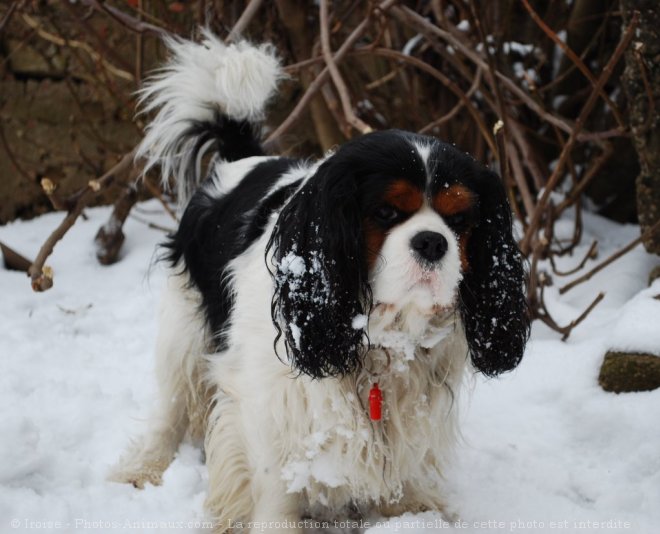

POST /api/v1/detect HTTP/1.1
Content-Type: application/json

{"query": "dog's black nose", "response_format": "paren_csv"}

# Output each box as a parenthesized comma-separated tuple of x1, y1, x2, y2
(411, 231, 448, 263)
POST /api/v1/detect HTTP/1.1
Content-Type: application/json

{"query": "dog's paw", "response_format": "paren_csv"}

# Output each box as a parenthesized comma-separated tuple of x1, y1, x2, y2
(108, 459, 168, 489)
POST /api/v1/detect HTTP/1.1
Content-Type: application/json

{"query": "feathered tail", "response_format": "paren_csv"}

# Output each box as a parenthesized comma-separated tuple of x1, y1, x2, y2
(136, 30, 283, 205)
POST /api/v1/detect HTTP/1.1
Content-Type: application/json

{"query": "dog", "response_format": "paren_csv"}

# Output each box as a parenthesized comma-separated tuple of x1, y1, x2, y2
(112, 31, 530, 532)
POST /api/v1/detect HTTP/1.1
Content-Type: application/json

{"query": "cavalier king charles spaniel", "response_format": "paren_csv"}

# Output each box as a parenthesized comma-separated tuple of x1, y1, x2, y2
(112, 31, 529, 532)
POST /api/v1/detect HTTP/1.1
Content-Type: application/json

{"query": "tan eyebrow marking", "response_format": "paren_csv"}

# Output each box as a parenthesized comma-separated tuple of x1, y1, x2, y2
(384, 180, 424, 213)
(433, 184, 475, 216)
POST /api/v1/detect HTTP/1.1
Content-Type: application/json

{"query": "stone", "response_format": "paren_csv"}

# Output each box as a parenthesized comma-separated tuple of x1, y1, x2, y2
(599, 351, 660, 393)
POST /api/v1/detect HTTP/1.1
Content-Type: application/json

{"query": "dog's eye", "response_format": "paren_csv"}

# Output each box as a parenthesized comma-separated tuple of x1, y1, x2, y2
(445, 212, 470, 230)
(374, 205, 400, 224)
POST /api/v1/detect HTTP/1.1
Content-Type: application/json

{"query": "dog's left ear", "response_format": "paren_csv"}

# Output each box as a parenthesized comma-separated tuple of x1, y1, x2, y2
(267, 159, 370, 379)
(459, 169, 530, 376)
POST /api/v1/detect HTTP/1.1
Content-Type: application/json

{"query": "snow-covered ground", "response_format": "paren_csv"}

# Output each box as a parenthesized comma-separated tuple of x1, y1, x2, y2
(1, 201, 658, 533)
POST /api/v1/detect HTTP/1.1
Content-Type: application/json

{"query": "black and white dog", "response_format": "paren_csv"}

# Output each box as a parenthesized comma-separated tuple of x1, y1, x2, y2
(112, 31, 529, 531)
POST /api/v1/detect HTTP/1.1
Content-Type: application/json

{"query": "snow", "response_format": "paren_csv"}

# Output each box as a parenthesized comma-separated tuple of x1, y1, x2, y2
(456, 20, 470, 32)
(279, 250, 306, 277)
(503, 42, 534, 56)
(352, 314, 368, 330)
(607, 284, 660, 354)
(1, 203, 659, 533)
(402, 34, 424, 56)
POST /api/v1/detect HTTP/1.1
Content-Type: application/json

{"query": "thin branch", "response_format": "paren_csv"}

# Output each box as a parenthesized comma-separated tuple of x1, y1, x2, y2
(549, 240, 598, 276)
(128, 213, 175, 233)
(520, 0, 625, 129)
(143, 177, 178, 221)
(360, 47, 496, 154)
(559, 219, 660, 295)
(227, 0, 263, 42)
(0, 0, 23, 36)
(28, 148, 138, 292)
(265, 0, 398, 147)
(95, 182, 139, 265)
(78, 0, 170, 37)
(418, 67, 482, 134)
(468, 0, 512, 179)
(534, 282, 605, 341)
(319, 0, 373, 135)
(390, 7, 567, 133)
(520, 11, 639, 254)
(135, 0, 144, 84)
(556, 142, 614, 214)
(560, 292, 605, 341)
(21, 14, 134, 82)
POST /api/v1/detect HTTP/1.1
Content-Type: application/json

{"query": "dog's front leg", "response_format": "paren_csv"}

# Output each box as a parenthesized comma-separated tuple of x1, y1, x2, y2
(250, 465, 303, 534)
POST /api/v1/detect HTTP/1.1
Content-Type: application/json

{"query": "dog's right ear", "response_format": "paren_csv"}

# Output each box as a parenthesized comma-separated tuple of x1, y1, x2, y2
(267, 158, 371, 379)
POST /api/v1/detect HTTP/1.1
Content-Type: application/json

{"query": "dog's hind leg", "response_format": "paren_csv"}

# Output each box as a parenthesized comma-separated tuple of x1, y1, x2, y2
(110, 273, 208, 488)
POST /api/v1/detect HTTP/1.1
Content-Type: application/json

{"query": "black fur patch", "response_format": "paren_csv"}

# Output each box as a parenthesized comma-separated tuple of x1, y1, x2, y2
(164, 158, 300, 347)
(184, 113, 265, 163)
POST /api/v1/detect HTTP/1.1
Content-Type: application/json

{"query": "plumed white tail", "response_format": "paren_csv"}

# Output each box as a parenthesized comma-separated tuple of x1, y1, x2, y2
(136, 30, 283, 205)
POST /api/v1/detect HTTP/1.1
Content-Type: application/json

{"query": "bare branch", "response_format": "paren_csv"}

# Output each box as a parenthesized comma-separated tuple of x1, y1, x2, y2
(265, 0, 398, 147)
(319, 0, 373, 135)
(28, 148, 138, 292)
(227, 0, 264, 42)
(559, 219, 660, 295)
(520, 11, 639, 255)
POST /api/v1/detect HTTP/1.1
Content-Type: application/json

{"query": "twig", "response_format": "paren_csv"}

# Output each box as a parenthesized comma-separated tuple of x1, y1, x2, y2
(520, 11, 639, 255)
(135, 0, 144, 84)
(319, 0, 372, 135)
(418, 67, 482, 134)
(129, 213, 175, 233)
(143, 177, 178, 221)
(468, 1, 513, 182)
(61, 1, 135, 75)
(508, 119, 545, 191)
(21, 14, 134, 82)
(389, 5, 613, 143)
(520, 0, 625, 129)
(535, 282, 605, 341)
(0, 0, 23, 36)
(365, 68, 399, 91)
(265, 0, 398, 147)
(559, 292, 605, 341)
(227, 0, 263, 42)
(389, 7, 557, 124)
(95, 182, 139, 265)
(556, 142, 614, 214)
(358, 47, 496, 154)
(28, 148, 138, 292)
(549, 240, 598, 276)
(78, 0, 170, 37)
(559, 219, 660, 295)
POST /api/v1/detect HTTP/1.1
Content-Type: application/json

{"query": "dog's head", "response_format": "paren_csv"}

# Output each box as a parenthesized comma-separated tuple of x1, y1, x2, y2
(268, 130, 529, 379)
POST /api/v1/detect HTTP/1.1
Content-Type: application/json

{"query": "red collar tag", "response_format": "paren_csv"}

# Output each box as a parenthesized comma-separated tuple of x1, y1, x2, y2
(369, 383, 382, 421)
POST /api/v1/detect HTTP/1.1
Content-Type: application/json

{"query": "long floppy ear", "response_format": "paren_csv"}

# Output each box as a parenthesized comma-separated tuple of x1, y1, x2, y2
(459, 169, 530, 376)
(267, 160, 371, 379)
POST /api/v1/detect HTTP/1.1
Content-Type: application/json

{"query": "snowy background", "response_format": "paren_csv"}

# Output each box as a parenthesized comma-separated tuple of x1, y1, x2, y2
(1, 200, 659, 533)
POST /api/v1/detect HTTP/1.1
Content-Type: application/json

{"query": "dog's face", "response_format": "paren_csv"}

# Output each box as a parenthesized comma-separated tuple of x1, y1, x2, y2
(269, 130, 529, 379)
(363, 171, 472, 315)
